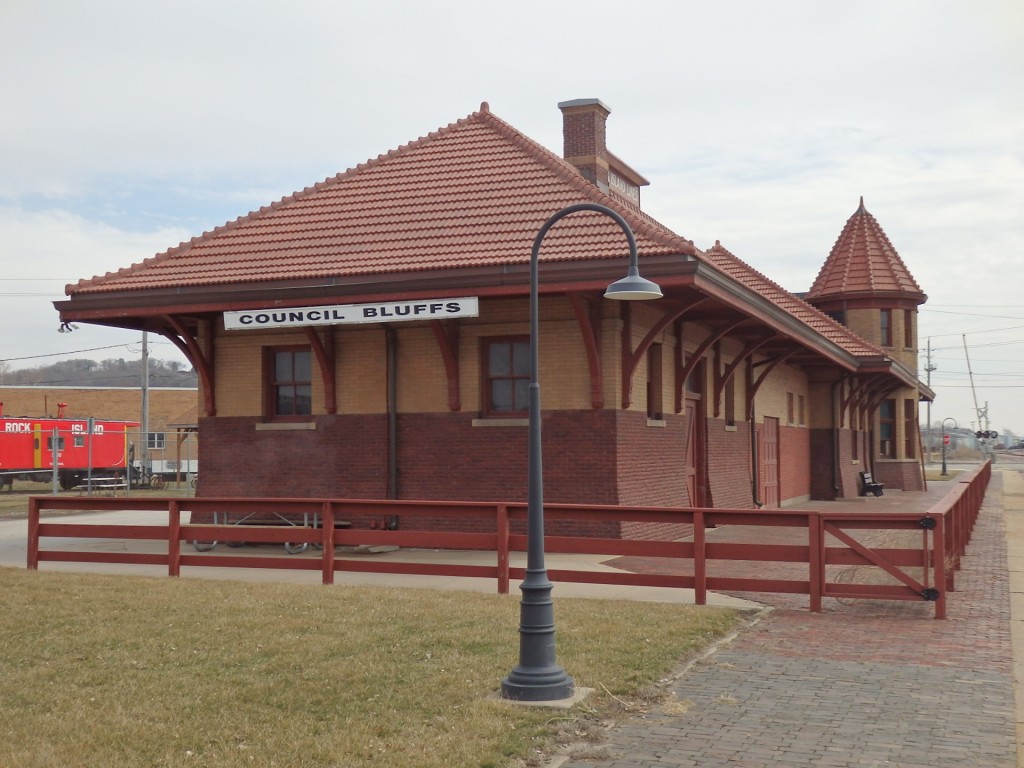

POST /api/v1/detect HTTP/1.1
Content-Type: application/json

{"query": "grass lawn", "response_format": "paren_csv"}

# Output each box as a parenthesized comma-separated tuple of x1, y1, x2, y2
(924, 468, 964, 482)
(0, 567, 741, 768)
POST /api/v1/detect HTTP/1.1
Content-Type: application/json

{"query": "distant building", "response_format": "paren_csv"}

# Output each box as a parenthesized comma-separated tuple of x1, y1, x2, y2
(54, 99, 931, 517)
(0, 385, 198, 474)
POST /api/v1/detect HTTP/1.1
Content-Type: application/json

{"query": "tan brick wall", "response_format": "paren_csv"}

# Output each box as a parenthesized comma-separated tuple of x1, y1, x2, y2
(752, 363, 808, 427)
(340, 328, 388, 414)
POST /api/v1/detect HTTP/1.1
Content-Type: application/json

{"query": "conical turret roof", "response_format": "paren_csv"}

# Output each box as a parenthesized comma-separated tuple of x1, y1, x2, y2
(807, 198, 925, 303)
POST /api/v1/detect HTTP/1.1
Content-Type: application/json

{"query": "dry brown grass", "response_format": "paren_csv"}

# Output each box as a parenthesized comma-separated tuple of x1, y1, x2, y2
(0, 567, 740, 768)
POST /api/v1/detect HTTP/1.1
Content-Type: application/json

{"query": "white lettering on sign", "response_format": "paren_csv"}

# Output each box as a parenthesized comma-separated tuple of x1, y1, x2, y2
(71, 423, 104, 434)
(224, 297, 479, 331)
(4, 423, 31, 432)
(608, 170, 640, 204)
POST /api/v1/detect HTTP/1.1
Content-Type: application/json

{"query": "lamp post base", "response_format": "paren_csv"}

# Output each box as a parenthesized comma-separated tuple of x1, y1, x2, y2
(500, 668, 574, 703)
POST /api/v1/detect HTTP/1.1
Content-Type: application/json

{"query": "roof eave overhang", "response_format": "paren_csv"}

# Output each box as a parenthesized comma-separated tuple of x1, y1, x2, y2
(690, 263, 863, 371)
(55, 252, 701, 323)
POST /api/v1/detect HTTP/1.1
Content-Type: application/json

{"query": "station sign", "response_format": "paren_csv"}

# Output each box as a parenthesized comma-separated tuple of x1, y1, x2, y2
(224, 297, 479, 331)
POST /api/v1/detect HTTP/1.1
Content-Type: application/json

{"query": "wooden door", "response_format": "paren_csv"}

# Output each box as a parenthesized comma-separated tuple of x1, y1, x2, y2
(760, 416, 780, 508)
(684, 396, 706, 507)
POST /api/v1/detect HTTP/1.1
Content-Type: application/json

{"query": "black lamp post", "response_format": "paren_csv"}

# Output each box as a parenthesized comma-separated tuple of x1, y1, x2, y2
(500, 203, 662, 702)
(941, 417, 958, 477)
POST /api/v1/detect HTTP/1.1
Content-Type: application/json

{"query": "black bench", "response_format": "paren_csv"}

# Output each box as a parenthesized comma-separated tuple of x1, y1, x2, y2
(859, 471, 884, 497)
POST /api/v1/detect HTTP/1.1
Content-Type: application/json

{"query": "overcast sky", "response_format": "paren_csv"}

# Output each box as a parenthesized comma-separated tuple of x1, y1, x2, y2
(2, 0, 1022, 434)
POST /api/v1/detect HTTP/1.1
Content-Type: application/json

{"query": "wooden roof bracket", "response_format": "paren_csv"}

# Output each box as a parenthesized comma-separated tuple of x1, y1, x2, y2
(745, 348, 798, 417)
(430, 320, 461, 412)
(674, 319, 745, 413)
(303, 326, 336, 414)
(845, 374, 887, 426)
(713, 334, 774, 418)
(160, 315, 216, 417)
(568, 293, 604, 409)
(865, 380, 903, 414)
(620, 298, 709, 410)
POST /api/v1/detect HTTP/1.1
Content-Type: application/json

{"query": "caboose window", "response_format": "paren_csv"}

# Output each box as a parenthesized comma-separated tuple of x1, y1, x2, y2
(47, 436, 66, 451)
(73, 435, 85, 448)
(265, 347, 312, 417)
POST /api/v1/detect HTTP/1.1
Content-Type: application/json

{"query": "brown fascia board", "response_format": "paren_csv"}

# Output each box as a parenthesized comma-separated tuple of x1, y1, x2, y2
(55, 253, 701, 322)
(810, 291, 927, 309)
(689, 262, 863, 371)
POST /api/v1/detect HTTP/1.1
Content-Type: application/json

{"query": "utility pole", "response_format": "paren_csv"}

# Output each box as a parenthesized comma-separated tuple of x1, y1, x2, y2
(141, 331, 150, 481)
(924, 338, 937, 462)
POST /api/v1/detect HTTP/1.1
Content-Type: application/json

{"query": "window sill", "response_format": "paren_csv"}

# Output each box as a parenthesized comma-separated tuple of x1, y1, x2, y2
(646, 418, 666, 428)
(255, 422, 317, 431)
(472, 418, 528, 427)
(724, 424, 737, 432)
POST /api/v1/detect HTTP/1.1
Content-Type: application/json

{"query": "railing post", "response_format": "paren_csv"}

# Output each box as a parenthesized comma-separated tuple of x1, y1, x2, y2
(693, 510, 706, 605)
(27, 497, 40, 570)
(497, 503, 510, 595)
(168, 501, 181, 577)
(808, 513, 822, 613)
(322, 502, 335, 585)
(933, 514, 948, 619)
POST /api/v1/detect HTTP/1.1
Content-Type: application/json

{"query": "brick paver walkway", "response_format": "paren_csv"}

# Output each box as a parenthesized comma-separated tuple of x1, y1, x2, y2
(559, 471, 1017, 768)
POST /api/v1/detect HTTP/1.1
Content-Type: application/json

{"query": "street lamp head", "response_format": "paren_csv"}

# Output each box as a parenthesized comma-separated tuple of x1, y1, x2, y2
(604, 266, 663, 301)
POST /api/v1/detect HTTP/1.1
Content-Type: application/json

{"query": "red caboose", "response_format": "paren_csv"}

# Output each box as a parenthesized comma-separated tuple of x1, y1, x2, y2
(0, 404, 138, 489)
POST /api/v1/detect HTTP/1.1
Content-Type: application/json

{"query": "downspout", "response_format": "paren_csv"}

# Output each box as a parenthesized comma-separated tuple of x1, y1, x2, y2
(747, 358, 763, 508)
(386, 327, 398, 500)
(832, 378, 842, 496)
(749, 397, 763, 508)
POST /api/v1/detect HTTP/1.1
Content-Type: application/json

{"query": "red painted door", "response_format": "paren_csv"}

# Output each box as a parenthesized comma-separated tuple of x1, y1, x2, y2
(760, 417, 780, 508)
(684, 396, 706, 507)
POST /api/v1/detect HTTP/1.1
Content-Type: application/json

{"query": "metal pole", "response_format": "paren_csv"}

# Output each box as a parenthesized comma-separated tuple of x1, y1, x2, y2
(941, 417, 957, 477)
(501, 203, 661, 703)
(86, 417, 94, 495)
(141, 330, 150, 485)
(51, 427, 59, 495)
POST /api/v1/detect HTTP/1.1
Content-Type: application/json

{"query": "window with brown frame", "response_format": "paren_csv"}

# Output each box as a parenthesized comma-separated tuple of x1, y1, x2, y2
(786, 392, 795, 425)
(724, 373, 736, 427)
(903, 309, 914, 349)
(880, 309, 893, 347)
(264, 346, 312, 418)
(903, 399, 917, 458)
(879, 398, 896, 458)
(647, 343, 664, 420)
(482, 336, 530, 417)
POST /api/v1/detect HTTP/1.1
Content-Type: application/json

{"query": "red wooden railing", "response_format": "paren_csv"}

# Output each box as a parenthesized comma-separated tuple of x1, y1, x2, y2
(26, 462, 991, 618)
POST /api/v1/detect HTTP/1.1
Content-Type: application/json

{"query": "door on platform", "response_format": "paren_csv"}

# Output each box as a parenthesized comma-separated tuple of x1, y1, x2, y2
(684, 395, 707, 507)
(760, 416, 780, 507)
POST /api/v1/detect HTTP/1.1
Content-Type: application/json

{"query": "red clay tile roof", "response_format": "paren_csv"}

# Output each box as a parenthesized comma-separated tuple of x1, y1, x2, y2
(702, 240, 885, 358)
(66, 103, 695, 296)
(807, 198, 925, 302)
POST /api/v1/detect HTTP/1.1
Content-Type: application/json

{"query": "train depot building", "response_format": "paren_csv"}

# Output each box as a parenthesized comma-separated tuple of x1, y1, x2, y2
(55, 99, 931, 523)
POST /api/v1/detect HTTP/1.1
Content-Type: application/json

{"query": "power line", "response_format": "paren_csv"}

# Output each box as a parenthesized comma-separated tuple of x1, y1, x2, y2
(1, 345, 144, 364)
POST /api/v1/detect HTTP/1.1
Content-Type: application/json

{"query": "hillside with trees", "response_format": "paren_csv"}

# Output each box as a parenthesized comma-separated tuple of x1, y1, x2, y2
(0, 358, 197, 389)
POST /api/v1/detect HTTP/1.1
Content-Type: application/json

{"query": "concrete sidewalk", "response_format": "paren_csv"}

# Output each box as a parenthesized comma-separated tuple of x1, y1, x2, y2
(556, 467, 1023, 768)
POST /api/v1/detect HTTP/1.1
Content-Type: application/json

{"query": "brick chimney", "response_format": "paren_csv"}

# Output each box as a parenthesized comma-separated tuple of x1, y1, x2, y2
(558, 98, 611, 192)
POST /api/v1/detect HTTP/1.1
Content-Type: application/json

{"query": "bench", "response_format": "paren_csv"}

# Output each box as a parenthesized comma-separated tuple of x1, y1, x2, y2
(859, 471, 884, 497)
(192, 512, 350, 553)
(76, 476, 128, 495)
